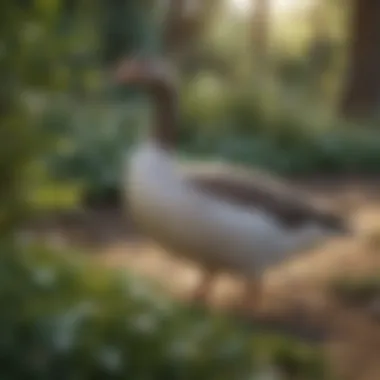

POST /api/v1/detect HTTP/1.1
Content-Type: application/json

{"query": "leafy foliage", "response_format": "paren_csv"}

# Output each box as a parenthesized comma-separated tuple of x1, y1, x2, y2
(0, 1, 60, 232)
(0, 242, 327, 379)
(39, 77, 380, 204)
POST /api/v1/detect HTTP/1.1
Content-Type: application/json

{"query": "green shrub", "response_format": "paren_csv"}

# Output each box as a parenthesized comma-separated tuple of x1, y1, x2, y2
(0, 241, 327, 379)
(40, 98, 144, 204)
(39, 78, 380, 205)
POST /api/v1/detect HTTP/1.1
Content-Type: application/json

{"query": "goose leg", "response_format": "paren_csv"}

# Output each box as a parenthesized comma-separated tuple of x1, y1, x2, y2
(239, 278, 262, 314)
(191, 269, 215, 305)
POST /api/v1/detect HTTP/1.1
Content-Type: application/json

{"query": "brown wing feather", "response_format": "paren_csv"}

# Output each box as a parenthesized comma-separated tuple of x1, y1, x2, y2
(181, 162, 342, 230)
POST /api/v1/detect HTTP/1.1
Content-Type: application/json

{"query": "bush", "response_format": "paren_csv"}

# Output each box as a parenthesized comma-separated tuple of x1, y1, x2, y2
(40, 97, 144, 205)
(38, 76, 380, 206)
(0, 241, 327, 379)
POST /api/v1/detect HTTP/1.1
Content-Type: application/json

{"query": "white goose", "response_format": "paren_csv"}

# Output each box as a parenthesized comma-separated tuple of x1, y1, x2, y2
(116, 57, 351, 311)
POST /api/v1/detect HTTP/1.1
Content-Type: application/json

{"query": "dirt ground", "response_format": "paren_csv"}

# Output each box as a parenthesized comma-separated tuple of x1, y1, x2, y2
(29, 178, 380, 380)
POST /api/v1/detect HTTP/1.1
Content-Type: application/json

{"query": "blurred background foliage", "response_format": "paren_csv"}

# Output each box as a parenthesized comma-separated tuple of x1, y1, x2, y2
(28, 0, 380, 204)
(2, 0, 380, 378)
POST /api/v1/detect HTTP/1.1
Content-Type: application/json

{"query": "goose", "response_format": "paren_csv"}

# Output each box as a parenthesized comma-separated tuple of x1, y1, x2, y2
(115, 57, 351, 312)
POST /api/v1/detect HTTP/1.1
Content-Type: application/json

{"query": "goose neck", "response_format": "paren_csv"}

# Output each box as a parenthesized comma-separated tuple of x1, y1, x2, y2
(148, 83, 177, 151)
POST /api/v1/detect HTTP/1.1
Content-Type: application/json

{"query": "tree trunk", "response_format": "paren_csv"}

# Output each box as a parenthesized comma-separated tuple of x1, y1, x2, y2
(340, 0, 380, 119)
(162, 0, 217, 68)
(162, 0, 185, 54)
(251, 0, 271, 68)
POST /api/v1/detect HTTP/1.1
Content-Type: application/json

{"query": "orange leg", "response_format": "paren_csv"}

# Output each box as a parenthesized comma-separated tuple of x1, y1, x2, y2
(191, 270, 216, 305)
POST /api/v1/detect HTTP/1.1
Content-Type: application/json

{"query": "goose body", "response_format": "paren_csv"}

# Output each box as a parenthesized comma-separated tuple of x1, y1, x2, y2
(126, 141, 341, 277)
(116, 57, 351, 308)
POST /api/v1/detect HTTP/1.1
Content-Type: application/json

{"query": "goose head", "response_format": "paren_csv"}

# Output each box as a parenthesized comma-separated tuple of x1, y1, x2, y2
(115, 57, 177, 94)
(115, 57, 178, 150)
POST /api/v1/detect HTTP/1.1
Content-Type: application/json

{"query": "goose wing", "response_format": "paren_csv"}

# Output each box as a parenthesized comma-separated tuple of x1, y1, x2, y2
(181, 161, 342, 230)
